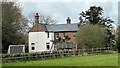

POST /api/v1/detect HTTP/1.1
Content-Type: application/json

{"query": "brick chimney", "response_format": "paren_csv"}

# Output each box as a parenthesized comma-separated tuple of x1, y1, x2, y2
(66, 17, 71, 24)
(35, 13, 39, 24)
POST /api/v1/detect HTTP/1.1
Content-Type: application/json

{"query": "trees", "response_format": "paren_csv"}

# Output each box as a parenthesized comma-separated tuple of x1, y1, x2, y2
(41, 16, 57, 24)
(79, 6, 115, 47)
(117, 25, 120, 52)
(79, 6, 114, 25)
(79, 6, 103, 25)
(28, 15, 57, 28)
(2, 2, 27, 53)
(76, 24, 107, 48)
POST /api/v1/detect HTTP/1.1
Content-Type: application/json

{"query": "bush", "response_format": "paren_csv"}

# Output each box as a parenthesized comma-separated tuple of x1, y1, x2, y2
(76, 24, 107, 49)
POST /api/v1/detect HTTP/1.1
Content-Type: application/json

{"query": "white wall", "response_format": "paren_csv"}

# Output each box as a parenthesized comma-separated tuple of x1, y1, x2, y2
(29, 31, 54, 53)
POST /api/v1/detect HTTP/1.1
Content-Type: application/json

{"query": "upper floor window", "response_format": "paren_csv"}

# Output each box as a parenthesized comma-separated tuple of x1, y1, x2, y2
(31, 43, 35, 46)
(55, 33, 59, 38)
(73, 33, 76, 38)
(47, 32, 49, 38)
(63, 33, 65, 37)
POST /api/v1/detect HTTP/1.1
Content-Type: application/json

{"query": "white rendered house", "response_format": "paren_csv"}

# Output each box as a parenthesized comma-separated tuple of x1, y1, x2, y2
(29, 31, 54, 53)
(29, 13, 78, 53)
(29, 13, 55, 53)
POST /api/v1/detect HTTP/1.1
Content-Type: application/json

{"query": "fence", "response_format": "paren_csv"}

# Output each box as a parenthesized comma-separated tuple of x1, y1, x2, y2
(2, 47, 115, 63)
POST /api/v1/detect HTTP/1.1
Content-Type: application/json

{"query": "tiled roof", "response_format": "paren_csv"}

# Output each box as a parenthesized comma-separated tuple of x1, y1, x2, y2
(46, 23, 78, 32)
(29, 24, 45, 32)
(40, 23, 47, 31)
(29, 23, 78, 32)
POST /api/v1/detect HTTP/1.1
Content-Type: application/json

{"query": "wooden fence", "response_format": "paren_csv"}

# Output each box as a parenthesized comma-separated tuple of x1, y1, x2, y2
(2, 47, 115, 63)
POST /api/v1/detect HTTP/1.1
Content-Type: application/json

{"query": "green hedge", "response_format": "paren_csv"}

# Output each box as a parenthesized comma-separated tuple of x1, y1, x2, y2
(3, 49, 114, 58)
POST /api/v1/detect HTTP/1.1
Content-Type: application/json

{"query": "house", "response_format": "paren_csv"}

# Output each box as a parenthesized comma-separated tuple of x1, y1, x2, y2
(28, 13, 78, 53)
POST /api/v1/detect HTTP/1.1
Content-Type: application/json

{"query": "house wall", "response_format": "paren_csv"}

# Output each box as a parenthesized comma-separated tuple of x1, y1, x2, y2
(55, 32, 76, 44)
(29, 32, 54, 53)
(58, 32, 85, 49)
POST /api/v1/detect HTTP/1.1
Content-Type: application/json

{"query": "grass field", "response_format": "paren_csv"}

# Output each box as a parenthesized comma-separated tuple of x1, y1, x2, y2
(3, 53, 118, 66)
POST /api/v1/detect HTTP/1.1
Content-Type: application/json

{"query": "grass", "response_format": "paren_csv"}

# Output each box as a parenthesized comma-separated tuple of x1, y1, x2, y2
(2, 53, 118, 66)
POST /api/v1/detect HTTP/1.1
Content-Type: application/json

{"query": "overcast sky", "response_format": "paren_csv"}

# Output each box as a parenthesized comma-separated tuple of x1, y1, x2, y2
(18, 0, 119, 24)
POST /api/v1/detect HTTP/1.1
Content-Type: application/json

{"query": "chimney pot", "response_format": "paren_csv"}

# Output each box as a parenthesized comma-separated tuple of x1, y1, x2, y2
(66, 17, 71, 24)
(35, 13, 39, 24)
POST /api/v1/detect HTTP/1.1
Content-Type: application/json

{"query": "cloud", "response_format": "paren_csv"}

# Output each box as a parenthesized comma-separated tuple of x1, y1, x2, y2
(19, 0, 119, 2)
(18, 1, 118, 24)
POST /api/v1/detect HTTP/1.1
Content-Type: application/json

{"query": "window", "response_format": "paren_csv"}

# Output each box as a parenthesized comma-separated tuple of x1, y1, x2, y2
(55, 33, 59, 38)
(46, 42, 50, 50)
(31, 43, 35, 50)
(63, 33, 65, 37)
(31, 43, 35, 45)
(46, 42, 50, 44)
(73, 33, 76, 37)
(47, 32, 49, 38)
(47, 45, 50, 50)
(31, 47, 35, 50)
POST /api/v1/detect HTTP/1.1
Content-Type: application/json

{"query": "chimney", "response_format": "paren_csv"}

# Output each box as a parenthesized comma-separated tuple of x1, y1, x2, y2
(35, 13, 39, 24)
(66, 17, 71, 24)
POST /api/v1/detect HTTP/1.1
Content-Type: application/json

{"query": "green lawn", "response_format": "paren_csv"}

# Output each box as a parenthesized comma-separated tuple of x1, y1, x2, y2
(3, 53, 118, 66)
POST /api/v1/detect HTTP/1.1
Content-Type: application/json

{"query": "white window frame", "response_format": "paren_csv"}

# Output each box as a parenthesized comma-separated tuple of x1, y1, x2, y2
(46, 42, 50, 50)
(31, 46, 35, 51)
(31, 43, 35, 46)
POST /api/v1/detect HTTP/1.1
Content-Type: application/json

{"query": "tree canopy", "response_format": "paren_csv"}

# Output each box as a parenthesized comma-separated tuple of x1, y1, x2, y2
(76, 24, 107, 48)
(78, 6, 115, 47)
(79, 6, 114, 25)
(117, 25, 120, 52)
(28, 15, 57, 28)
(2, 2, 27, 53)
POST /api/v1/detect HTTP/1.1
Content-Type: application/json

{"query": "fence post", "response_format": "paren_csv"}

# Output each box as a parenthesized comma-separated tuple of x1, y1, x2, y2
(91, 48, 93, 55)
(100, 48, 101, 53)
(57, 50, 59, 58)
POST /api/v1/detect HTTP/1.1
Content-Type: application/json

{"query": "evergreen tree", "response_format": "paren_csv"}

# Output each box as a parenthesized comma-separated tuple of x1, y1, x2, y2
(79, 6, 115, 47)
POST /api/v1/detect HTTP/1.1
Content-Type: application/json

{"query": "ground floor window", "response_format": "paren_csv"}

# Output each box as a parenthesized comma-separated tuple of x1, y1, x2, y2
(46, 42, 50, 50)
(47, 45, 50, 50)
(31, 46, 35, 50)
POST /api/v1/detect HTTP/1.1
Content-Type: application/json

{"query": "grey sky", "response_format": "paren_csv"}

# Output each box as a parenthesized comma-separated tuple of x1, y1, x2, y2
(19, 0, 118, 24)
